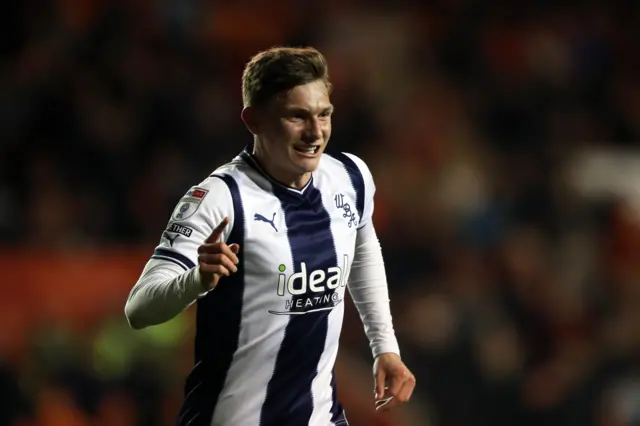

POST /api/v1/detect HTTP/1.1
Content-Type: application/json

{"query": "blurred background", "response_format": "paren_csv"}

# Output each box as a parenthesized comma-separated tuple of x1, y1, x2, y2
(1, 0, 640, 425)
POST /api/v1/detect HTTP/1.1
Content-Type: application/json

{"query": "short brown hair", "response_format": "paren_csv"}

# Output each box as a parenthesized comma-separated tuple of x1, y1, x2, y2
(241, 46, 332, 107)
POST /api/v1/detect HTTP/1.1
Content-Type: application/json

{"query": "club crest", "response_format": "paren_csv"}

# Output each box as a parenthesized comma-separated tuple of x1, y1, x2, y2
(171, 187, 209, 221)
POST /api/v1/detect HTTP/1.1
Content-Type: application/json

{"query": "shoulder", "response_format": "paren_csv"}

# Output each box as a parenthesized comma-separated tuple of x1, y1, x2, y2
(168, 177, 230, 224)
(321, 151, 376, 225)
(188, 156, 253, 198)
(185, 173, 233, 204)
(169, 158, 248, 223)
(321, 151, 374, 184)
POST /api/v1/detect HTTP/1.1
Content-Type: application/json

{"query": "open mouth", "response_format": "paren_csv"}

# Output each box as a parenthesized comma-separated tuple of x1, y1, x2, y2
(294, 145, 320, 155)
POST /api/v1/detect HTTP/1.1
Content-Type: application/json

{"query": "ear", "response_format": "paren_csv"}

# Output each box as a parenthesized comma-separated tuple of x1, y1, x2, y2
(241, 107, 260, 135)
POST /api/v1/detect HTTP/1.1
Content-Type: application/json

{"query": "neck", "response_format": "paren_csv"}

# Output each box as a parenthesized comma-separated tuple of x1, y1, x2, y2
(252, 142, 311, 189)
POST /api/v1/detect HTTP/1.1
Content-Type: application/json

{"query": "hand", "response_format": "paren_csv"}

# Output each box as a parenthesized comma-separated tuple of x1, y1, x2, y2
(197, 217, 240, 290)
(373, 352, 416, 411)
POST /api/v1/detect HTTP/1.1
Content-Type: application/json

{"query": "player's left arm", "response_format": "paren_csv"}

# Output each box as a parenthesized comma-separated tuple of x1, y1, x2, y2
(344, 153, 416, 411)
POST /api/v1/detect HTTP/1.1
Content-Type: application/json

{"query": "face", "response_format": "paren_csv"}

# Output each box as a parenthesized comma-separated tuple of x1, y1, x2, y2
(249, 80, 333, 186)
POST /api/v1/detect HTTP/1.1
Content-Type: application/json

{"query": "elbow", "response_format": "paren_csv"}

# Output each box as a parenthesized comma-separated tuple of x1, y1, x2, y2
(127, 318, 146, 330)
(124, 301, 147, 330)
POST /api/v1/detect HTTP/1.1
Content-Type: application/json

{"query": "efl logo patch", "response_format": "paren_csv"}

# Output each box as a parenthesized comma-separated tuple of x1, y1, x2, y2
(171, 186, 209, 221)
(188, 188, 208, 199)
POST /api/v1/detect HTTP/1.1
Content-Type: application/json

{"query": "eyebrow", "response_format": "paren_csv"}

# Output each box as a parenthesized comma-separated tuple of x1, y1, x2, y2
(285, 105, 334, 114)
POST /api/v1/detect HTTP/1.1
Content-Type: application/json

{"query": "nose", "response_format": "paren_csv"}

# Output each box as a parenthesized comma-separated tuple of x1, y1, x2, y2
(303, 117, 322, 142)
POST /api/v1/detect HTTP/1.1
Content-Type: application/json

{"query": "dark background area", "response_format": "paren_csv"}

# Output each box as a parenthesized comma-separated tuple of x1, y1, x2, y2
(1, 1, 640, 425)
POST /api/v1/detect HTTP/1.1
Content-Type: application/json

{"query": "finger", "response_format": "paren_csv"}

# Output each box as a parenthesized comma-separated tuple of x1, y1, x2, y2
(387, 374, 404, 398)
(198, 263, 231, 277)
(374, 371, 386, 400)
(376, 378, 415, 411)
(198, 253, 237, 273)
(218, 243, 239, 265)
(205, 217, 229, 243)
(376, 396, 399, 412)
(396, 376, 416, 403)
(198, 243, 239, 265)
(198, 242, 225, 254)
(229, 243, 240, 254)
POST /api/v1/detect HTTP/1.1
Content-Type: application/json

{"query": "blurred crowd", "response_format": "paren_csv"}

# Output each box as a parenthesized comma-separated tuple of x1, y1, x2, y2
(2, 0, 640, 425)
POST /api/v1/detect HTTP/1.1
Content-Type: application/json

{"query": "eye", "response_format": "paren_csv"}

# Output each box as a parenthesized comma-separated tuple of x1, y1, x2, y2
(286, 111, 306, 121)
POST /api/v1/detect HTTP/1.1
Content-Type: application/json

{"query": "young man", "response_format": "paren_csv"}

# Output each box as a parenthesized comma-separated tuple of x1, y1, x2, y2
(125, 46, 415, 426)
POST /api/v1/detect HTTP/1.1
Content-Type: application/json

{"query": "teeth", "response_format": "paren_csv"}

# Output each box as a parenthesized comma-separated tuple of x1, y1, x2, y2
(297, 146, 318, 154)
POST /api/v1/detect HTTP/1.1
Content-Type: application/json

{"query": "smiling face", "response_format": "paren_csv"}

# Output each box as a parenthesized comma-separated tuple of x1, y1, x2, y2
(244, 80, 333, 188)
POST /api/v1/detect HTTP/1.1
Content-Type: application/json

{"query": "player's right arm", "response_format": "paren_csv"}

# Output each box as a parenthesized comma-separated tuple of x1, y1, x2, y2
(124, 176, 240, 329)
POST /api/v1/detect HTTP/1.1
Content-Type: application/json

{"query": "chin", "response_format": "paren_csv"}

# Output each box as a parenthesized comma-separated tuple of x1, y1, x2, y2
(290, 151, 323, 173)
(294, 158, 321, 173)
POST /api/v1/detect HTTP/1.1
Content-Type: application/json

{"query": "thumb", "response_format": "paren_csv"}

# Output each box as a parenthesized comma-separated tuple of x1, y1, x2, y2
(229, 243, 240, 254)
(375, 370, 386, 400)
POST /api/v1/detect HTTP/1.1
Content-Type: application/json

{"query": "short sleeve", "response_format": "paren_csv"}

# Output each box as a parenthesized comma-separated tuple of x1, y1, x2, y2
(150, 175, 234, 271)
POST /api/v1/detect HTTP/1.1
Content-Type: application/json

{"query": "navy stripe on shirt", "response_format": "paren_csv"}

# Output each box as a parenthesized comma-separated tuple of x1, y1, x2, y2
(260, 182, 340, 426)
(151, 247, 195, 270)
(330, 369, 346, 424)
(176, 174, 246, 426)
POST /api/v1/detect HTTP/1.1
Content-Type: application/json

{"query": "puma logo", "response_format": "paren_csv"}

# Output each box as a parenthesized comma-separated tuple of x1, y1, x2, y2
(254, 212, 278, 232)
(162, 231, 179, 246)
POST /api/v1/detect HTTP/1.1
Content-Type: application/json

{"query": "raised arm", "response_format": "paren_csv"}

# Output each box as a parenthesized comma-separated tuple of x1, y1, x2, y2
(125, 176, 238, 329)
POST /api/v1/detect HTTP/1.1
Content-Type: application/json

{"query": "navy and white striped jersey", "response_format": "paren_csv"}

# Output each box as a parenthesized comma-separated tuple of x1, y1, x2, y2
(137, 147, 397, 426)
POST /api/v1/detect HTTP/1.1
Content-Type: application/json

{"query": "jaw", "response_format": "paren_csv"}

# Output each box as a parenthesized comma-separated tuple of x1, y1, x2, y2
(289, 144, 324, 172)
(253, 140, 326, 188)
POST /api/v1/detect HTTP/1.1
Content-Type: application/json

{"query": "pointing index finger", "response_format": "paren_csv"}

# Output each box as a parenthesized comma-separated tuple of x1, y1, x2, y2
(205, 217, 229, 243)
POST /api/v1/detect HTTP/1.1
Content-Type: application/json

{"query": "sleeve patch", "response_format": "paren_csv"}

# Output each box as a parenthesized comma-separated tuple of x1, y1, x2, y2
(171, 187, 209, 221)
(167, 223, 193, 237)
(161, 223, 194, 246)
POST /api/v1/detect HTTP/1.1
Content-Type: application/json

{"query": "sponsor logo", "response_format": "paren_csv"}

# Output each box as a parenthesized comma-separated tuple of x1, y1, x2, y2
(269, 255, 349, 315)
(167, 223, 193, 237)
(161, 224, 193, 246)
